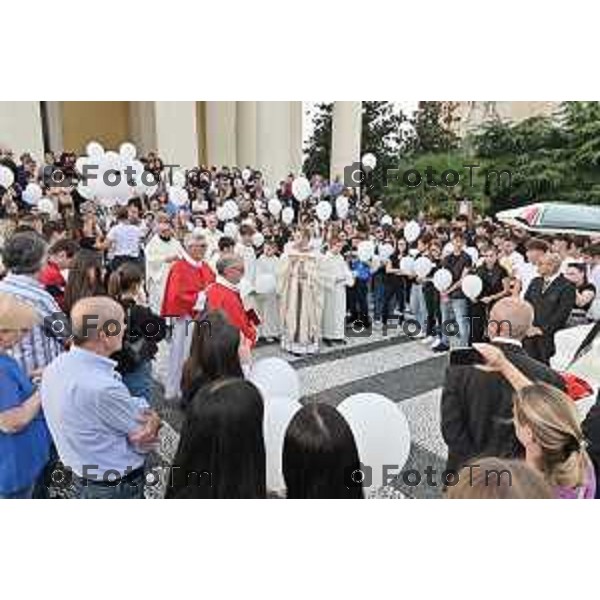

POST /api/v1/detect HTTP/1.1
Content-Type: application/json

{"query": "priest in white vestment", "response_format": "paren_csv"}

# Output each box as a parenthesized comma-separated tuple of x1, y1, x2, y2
(145, 214, 184, 314)
(321, 238, 354, 343)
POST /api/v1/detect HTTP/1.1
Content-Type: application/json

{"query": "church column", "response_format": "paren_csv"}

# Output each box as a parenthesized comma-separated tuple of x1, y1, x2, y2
(256, 101, 292, 186)
(330, 101, 362, 182)
(205, 101, 237, 167)
(289, 101, 303, 175)
(153, 102, 198, 169)
(236, 101, 257, 168)
(0, 102, 44, 159)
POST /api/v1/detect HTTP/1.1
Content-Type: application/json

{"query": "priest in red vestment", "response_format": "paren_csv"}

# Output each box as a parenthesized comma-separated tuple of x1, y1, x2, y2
(161, 232, 215, 400)
(204, 255, 258, 349)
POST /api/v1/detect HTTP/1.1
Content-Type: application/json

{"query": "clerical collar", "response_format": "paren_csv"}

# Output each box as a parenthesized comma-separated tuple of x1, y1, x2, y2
(159, 235, 172, 242)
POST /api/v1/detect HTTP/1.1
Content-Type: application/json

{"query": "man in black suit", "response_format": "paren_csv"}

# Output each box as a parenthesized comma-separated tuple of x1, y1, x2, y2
(441, 297, 566, 475)
(524, 252, 576, 365)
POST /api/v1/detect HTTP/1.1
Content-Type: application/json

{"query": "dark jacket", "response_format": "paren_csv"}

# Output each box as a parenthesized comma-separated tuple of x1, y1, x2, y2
(441, 341, 566, 474)
(524, 274, 576, 361)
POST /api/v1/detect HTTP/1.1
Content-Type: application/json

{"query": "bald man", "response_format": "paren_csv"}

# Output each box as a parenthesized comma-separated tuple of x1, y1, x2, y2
(41, 297, 161, 499)
(441, 297, 566, 475)
(524, 252, 576, 364)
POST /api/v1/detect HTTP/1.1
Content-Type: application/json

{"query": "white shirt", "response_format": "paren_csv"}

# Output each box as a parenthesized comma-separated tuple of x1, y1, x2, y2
(107, 222, 144, 258)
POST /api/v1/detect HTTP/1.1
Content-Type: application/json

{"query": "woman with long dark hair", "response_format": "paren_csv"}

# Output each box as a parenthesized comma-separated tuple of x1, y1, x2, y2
(107, 262, 166, 401)
(166, 378, 266, 499)
(283, 403, 363, 499)
(181, 310, 244, 407)
(63, 248, 105, 314)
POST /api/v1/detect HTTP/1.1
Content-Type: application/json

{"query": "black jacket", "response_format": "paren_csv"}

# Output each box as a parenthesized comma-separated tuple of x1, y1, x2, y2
(441, 341, 566, 474)
(524, 274, 576, 360)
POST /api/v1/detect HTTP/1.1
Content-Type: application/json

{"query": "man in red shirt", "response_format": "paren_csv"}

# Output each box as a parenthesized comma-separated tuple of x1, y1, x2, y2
(205, 255, 258, 350)
(161, 232, 215, 400)
(38, 239, 79, 311)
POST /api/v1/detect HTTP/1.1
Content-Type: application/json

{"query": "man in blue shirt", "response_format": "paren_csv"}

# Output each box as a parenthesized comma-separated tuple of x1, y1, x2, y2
(0, 293, 52, 499)
(41, 296, 161, 499)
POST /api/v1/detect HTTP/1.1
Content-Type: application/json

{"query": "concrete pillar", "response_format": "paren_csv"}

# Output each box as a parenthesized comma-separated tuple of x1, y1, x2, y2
(257, 101, 292, 186)
(43, 102, 64, 153)
(236, 101, 257, 168)
(129, 101, 157, 157)
(0, 102, 44, 160)
(330, 101, 362, 182)
(152, 102, 198, 169)
(205, 101, 237, 167)
(289, 101, 303, 175)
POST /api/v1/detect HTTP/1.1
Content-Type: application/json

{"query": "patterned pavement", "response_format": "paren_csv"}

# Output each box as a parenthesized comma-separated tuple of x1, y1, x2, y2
(150, 324, 451, 499)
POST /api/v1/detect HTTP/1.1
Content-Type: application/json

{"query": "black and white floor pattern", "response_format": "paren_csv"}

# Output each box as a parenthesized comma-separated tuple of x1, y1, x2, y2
(150, 327, 451, 499)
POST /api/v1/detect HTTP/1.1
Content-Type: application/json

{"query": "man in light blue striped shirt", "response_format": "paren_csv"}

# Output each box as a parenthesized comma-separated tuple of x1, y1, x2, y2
(0, 231, 64, 375)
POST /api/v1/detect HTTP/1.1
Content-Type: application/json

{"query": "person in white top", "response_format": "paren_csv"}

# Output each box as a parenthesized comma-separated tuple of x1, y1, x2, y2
(517, 238, 550, 297)
(253, 240, 281, 342)
(202, 213, 223, 260)
(321, 237, 354, 344)
(235, 224, 257, 300)
(105, 207, 144, 271)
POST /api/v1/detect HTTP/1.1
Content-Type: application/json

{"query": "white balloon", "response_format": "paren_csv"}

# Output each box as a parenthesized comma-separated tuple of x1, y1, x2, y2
(414, 256, 433, 279)
(381, 214, 393, 226)
(466, 246, 479, 263)
(433, 268, 453, 292)
(335, 195, 349, 219)
(77, 182, 95, 200)
(404, 220, 421, 243)
(400, 256, 415, 274)
(223, 222, 238, 239)
(268, 198, 282, 216)
(316, 200, 332, 222)
(249, 358, 302, 493)
(216, 205, 227, 221)
(357, 240, 375, 262)
(75, 156, 89, 173)
(22, 183, 43, 205)
(462, 274, 483, 300)
(86, 141, 104, 158)
(338, 393, 411, 492)
(362, 153, 377, 170)
(378, 243, 395, 262)
(281, 206, 294, 225)
(169, 186, 189, 207)
(119, 142, 137, 161)
(291, 176, 311, 202)
(242, 168, 252, 181)
(252, 232, 265, 248)
(0, 165, 14, 189)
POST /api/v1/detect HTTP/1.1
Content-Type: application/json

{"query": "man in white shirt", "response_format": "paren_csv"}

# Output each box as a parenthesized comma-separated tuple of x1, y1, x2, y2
(517, 238, 550, 297)
(106, 207, 144, 272)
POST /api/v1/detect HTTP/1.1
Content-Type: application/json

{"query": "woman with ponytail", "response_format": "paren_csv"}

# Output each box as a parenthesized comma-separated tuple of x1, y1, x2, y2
(108, 262, 167, 402)
(474, 342, 596, 499)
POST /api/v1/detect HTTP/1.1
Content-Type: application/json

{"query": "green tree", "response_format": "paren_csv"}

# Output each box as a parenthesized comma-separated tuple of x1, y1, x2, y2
(404, 101, 461, 154)
(302, 102, 333, 178)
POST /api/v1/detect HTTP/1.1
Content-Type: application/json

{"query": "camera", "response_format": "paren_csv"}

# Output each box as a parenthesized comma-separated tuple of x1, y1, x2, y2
(42, 165, 76, 188)
(344, 462, 372, 489)
(43, 311, 72, 339)
(343, 162, 366, 188)
(345, 315, 372, 338)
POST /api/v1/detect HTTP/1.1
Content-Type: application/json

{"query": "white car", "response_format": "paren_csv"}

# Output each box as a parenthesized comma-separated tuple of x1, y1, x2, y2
(551, 322, 600, 418)
(497, 202, 600, 238)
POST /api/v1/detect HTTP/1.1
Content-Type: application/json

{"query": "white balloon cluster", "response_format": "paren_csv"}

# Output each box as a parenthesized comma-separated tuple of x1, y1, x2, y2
(357, 240, 376, 262)
(291, 176, 311, 202)
(76, 141, 156, 207)
(22, 183, 43, 206)
(0, 165, 15, 189)
(216, 199, 240, 221)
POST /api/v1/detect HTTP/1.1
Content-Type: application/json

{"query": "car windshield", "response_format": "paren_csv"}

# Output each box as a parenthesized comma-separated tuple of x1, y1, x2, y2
(541, 203, 600, 232)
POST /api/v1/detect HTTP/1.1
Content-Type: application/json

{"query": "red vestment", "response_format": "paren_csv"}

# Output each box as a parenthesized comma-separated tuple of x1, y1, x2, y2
(205, 281, 257, 346)
(161, 259, 215, 318)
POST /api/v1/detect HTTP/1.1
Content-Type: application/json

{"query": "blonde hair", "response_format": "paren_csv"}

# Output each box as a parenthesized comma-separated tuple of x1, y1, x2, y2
(447, 458, 553, 499)
(514, 383, 591, 490)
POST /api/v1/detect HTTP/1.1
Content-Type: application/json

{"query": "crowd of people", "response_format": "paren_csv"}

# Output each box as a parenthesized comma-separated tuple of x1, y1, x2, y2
(1, 146, 599, 499)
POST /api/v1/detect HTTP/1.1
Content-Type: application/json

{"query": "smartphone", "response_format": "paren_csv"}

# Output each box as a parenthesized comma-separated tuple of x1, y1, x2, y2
(449, 347, 485, 367)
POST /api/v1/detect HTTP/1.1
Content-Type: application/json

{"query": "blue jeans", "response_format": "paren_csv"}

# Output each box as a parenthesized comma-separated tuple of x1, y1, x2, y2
(74, 470, 146, 499)
(122, 360, 152, 402)
(372, 271, 386, 321)
(0, 485, 34, 499)
(409, 283, 428, 332)
(440, 298, 470, 347)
